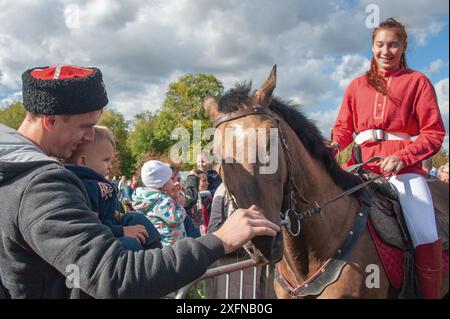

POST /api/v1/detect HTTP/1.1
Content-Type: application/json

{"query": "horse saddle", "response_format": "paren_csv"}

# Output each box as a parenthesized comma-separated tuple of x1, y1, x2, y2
(353, 169, 449, 295)
(361, 171, 449, 251)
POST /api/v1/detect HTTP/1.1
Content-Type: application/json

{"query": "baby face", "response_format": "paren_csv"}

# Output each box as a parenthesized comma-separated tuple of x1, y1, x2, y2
(198, 172, 208, 191)
(77, 138, 115, 177)
(161, 177, 175, 195)
(171, 172, 183, 195)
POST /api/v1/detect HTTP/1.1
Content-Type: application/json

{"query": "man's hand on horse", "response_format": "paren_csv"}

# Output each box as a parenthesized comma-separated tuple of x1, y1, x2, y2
(123, 225, 149, 245)
(379, 155, 404, 173)
(212, 205, 280, 254)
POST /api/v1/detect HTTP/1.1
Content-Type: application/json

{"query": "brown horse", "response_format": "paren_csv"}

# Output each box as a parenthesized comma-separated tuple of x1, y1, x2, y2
(203, 66, 449, 298)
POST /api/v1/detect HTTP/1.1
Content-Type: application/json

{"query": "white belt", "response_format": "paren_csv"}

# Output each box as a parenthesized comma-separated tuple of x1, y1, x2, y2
(354, 129, 416, 145)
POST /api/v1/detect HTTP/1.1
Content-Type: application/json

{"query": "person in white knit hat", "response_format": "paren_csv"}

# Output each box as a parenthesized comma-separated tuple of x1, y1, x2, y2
(132, 160, 187, 246)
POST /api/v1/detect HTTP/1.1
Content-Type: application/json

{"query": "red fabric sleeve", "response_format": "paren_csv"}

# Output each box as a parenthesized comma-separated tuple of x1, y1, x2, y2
(393, 76, 445, 167)
(332, 80, 356, 150)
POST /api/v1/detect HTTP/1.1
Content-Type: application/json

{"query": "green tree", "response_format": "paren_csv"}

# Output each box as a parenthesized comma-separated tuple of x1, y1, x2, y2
(99, 109, 135, 177)
(432, 147, 449, 169)
(128, 111, 157, 163)
(0, 101, 26, 129)
(337, 143, 353, 166)
(128, 73, 224, 168)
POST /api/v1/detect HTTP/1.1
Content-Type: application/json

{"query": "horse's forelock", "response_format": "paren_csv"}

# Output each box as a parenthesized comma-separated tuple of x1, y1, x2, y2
(218, 81, 254, 113)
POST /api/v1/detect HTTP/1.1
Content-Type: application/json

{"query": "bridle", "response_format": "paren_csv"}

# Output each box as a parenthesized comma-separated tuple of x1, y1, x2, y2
(213, 106, 384, 237)
(214, 106, 318, 237)
(213, 106, 386, 298)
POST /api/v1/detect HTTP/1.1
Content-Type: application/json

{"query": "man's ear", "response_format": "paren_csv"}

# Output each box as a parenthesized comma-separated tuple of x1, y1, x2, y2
(71, 154, 87, 167)
(79, 155, 87, 167)
(42, 115, 57, 132)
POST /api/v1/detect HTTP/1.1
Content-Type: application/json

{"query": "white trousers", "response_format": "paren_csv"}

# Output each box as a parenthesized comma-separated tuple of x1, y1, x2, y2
(388, 173, 438, 247)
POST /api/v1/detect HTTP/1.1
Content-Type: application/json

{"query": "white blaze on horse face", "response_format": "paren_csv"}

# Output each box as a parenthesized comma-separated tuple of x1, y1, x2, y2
(214, 124, 279, 174)
(224, 126, 237, 164)
(235, 125, 257, 166)
(258, 128, 279, 175)
(233, 125, 246, 165)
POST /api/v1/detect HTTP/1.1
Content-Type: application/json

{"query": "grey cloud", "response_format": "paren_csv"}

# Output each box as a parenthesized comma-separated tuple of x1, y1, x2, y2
(75, 0, 142, 30)
(0, 0, 448, 122)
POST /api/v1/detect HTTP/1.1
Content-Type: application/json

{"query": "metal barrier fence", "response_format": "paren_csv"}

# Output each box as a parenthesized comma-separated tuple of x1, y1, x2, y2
(175, 258, 276, 299)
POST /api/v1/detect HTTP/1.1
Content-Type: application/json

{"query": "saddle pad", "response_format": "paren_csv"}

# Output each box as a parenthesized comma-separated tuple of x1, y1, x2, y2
(368, 219, 449, 289)
(369, 198, 449, 251)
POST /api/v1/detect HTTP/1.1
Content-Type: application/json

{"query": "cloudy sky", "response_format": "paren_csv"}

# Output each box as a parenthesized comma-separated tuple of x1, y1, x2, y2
(0, 0, 448, 150)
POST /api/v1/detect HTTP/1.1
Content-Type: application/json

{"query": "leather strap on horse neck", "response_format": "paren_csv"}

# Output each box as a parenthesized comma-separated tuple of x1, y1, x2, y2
(275, 188, 373, 298)
(280, 156, 386, 236)
(301, 157, 385, 217)
(275, 158, 387, 298)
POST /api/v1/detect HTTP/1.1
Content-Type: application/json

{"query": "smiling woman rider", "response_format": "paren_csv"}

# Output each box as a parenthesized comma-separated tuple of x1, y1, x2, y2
(327, 18, 446, 299)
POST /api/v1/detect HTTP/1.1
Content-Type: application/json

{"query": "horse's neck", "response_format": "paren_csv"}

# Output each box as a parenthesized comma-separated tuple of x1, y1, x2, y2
(281, 131, 360, 285)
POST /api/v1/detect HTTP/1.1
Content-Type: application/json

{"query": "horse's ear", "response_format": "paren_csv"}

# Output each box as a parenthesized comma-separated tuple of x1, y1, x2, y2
(254, 65, 276, 108)
(203, 92, 220, 120)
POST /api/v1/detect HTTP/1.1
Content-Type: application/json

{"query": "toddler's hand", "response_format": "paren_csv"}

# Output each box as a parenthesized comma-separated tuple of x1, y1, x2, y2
(175, 194, 185, 206)
(123, 225, 149, 245)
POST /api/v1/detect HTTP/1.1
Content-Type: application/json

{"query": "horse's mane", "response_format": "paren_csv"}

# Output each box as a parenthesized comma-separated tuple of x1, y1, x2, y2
(218, 82, 361, 190)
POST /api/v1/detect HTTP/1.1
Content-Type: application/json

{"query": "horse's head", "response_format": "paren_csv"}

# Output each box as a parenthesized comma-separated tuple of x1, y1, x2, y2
(203, 66, 286, 264)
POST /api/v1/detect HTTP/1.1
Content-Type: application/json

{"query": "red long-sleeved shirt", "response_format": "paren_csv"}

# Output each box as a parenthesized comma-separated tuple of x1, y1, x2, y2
(332, 68, 445, 176)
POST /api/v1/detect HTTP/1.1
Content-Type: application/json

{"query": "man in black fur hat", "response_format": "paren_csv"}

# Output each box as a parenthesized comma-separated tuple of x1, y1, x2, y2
(0, 65, 279, 299)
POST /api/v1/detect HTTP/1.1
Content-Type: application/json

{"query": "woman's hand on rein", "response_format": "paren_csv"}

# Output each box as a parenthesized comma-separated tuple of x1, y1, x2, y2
(323, 140, 340, 156)
(379, 155, 404, 173)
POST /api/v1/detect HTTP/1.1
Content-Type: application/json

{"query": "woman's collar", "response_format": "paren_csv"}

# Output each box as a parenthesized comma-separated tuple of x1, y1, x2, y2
(378, 67, 406, 77)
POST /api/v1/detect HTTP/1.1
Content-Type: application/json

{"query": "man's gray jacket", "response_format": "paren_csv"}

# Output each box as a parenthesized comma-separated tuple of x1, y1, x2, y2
(0, 124, 224, 298)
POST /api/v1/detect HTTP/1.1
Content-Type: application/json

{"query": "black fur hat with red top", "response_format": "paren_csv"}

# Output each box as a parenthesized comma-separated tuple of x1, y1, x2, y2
(22, 65, 108, 115)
